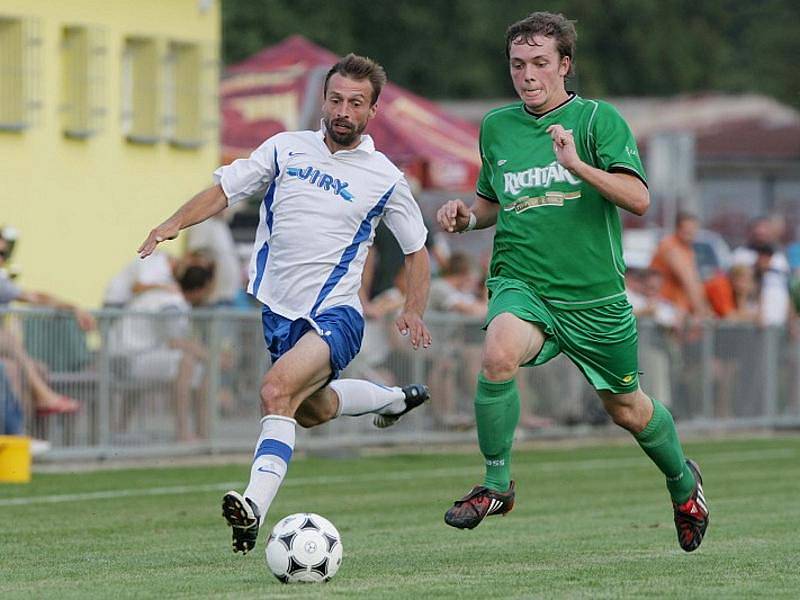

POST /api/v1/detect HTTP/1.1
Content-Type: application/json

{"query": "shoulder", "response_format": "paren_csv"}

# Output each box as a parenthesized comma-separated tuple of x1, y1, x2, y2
(368, 149, 404, 181)
(581, 98, 628, 127)
(480, 102, 521, 130)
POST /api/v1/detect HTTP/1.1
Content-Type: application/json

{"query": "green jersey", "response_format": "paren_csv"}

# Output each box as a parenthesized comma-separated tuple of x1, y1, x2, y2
(476, 94, 646, 309)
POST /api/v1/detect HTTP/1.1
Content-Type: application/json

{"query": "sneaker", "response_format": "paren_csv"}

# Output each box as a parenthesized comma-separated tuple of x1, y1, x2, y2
(373, 384, 430, 428)
(222, 491, 260, 554)
(673, 459, 709, 552)
(444, 481, 516, 529)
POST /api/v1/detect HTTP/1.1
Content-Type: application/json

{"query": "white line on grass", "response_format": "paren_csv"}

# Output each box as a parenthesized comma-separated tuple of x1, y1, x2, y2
(0, 447, 793, 507)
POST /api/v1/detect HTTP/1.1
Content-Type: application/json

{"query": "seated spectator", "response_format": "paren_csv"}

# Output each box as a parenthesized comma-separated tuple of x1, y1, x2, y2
(186, 213, 244, 307)
(649, 212, 711, 318)
(109, 264, 215, 441)
(428, 252, 487, 316)
(103, 251, 178, 308)
(0, 234, 95, 415)
(752, 244, 790, 327)
(705, 264, 759, 322)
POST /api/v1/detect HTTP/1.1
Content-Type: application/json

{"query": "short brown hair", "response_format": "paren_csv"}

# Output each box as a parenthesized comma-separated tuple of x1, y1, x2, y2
(505, 12, 577, 77)
(323, 53, 387, 105)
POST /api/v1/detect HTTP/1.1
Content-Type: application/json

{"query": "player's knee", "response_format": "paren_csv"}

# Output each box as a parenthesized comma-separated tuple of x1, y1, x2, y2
(481, 348, 518, 381)
(606, 403, 639, 431)
(260, 376, 292, 416)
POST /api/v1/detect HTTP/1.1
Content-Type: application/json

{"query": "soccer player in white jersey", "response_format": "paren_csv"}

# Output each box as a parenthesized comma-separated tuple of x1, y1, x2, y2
(138, 54, 433, 554)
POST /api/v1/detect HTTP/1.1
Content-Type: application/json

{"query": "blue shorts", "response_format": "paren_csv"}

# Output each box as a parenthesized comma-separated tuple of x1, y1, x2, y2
(261, 305, 364, 380)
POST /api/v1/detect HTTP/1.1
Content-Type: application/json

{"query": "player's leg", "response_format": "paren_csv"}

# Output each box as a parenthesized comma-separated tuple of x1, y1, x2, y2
(293, 379, 429, 428)
(599, 387, 708, 551)
(224, 330, 332, 554)
(444, 311, 545, 529)
(558, 299, 708, 551)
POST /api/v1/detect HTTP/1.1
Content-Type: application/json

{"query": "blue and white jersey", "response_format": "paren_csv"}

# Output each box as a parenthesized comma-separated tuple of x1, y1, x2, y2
(213, 127, 427, 320)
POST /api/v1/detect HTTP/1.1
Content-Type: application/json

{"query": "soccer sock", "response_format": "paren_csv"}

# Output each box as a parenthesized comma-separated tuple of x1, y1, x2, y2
(244, 415, 296, 524)
(634, 397, 696, 503)
(329, 379, 405, 417)
(474, 374, 519, 492)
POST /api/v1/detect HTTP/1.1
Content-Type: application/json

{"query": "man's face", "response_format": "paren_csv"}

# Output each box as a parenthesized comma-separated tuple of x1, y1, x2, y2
(676, 218, 699, 245)
(322, 73, 377, 149)
(509, 34, 570, 114)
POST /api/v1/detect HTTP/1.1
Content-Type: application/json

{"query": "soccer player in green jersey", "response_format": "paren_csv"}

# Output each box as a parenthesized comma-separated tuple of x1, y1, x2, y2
(437, 12, 709, 551)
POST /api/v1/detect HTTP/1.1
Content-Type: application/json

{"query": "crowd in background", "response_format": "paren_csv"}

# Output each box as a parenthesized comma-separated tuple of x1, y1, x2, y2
(3, 207, 800, 445)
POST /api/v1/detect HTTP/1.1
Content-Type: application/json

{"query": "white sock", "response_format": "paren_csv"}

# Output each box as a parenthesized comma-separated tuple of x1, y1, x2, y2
(244, 415, 296, 524)
(330, 379, 406, 417)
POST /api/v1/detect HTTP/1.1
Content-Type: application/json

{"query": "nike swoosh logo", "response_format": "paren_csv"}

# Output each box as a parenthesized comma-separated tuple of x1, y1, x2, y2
(257, 467, 281, 476)
(288, 151, 304, 157)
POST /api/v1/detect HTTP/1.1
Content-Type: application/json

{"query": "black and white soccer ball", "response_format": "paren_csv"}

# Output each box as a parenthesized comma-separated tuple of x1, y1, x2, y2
(265, 513, 343, 583)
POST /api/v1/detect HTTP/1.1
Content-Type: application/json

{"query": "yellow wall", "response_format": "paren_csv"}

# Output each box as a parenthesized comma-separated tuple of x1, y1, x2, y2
(0, 0, 220, 307)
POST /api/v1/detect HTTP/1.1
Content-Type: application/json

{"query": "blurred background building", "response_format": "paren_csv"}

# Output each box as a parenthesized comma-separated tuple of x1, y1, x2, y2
(0, 0, 220, 306)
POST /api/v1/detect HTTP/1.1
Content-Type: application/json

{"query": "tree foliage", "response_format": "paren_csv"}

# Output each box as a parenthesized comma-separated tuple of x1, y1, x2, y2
(222, 0, 800, 107)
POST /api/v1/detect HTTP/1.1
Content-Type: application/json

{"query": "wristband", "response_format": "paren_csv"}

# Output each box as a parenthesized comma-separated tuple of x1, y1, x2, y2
(460, 211, 477, 233)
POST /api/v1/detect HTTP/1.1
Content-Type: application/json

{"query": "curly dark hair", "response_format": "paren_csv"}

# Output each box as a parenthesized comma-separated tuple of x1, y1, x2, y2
(505, 12, 577, 77)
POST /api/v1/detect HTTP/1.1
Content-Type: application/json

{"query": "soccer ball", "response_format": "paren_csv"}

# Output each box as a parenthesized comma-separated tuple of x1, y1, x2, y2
(265, 513, 343, 583)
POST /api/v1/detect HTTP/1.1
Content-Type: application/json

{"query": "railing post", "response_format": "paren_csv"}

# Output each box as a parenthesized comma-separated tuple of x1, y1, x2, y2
(96, 312, 112, 448)
(762, 326, 779, 425)
(700, 319, 714, 420)
(205, 310, 223, 453)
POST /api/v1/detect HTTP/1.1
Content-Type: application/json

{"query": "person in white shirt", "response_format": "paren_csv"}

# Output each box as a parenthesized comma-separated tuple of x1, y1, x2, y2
(138, 53, 432, 554)
(103, 251, 178, 308)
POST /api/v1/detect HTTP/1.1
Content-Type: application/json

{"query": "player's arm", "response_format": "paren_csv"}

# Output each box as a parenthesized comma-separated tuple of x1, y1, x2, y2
(396, 248, 432, 350)
(436, 195, 500, 234)
(547, 124, 650, 216)
(138, 185, 228, 258)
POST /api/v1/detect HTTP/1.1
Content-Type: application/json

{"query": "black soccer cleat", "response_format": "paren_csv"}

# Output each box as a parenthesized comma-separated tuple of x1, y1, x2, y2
(672, 459, 709, 552)
(444, 481, 516, 529)
(222, 491, 260, 554)
(373, 384, 430, 428)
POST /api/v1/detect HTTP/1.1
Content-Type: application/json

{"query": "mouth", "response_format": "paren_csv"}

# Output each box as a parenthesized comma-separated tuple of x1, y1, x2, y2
(332, 121, 354, 134)
(523, 88, 543, 100)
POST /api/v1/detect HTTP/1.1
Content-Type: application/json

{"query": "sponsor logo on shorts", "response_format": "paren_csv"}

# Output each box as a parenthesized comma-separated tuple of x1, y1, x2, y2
(622, 373, 636, 384)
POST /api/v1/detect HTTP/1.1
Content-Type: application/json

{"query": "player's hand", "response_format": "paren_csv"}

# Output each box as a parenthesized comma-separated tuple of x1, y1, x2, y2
(137, 220, 180, 258)
(73, 308, 97, 332)
(436, 199, 472, 233)
(395, 310, 432, 350)
(547, 124, 581, 172)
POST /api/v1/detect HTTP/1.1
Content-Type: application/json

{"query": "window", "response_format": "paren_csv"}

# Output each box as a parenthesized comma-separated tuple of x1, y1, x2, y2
(61, 26, 106, 138)
(121, 37, 159, 143)
(164, 41, 202, 146)
(0, 16, 41, 131)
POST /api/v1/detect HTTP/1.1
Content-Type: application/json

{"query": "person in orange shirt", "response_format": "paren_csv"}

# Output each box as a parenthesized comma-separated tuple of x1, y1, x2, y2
(650, 212, 711, 318)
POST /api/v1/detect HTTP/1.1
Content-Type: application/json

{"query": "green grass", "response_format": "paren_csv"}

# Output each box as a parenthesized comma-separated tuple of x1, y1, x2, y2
(2, 436, 800, 599)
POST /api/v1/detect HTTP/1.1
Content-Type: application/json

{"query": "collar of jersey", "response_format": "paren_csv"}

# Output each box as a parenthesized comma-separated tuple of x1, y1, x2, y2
(316, 120, 375, 155)
(521, 92, 577, 121)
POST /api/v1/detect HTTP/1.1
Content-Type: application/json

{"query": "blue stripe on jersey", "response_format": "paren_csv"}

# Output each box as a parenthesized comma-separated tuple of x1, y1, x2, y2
(252, 148, 280, 295)
(310, 184, 395, 317)
(254, 438, 293, 464)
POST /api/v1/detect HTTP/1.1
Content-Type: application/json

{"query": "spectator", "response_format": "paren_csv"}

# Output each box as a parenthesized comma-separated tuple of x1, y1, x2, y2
(752, 244, 790, 327)
(627, 268, 682, 408)
(428, 252, 487, 316)
(0, 233, 95, 415)
(649, 212, 710, 318)
(103, 251, 178, 308)
(109, 264, 215, 441)
(705, 264, 760, 322)
(186, 212, 243, 306)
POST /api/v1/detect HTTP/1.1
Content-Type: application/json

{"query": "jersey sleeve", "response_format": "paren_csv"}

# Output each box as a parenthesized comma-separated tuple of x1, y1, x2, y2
(590, 102, 647, 184)
(381, 176, 429, 255)
(475, 119, 499, 202)
(213, 136, 279, 206)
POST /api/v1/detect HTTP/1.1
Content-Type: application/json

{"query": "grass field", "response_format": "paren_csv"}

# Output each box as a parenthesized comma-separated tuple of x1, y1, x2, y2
(2, 436, 799, 599)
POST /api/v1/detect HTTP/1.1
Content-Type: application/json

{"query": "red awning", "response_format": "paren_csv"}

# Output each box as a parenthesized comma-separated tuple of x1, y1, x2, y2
(221, 35, 480, 191)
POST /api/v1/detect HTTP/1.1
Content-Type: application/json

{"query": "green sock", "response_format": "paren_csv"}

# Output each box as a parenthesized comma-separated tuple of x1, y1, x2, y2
(634, 397, 696, 503)
(474, 374, 519, 491)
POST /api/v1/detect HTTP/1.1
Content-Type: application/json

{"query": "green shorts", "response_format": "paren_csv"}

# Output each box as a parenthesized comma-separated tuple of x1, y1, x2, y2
(485, 277, 640, 394)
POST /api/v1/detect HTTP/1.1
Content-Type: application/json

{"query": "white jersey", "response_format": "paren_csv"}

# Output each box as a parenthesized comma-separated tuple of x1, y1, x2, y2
(214, 127, 427, 320)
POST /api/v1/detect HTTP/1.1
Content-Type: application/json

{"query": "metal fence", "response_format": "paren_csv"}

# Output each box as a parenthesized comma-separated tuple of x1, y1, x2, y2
(1, 307, 798, 461)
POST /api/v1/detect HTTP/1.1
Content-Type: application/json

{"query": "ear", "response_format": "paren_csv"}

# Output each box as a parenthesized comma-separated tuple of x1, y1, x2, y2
(559, 56, 571, 77)
(368, 102, 378, 119)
